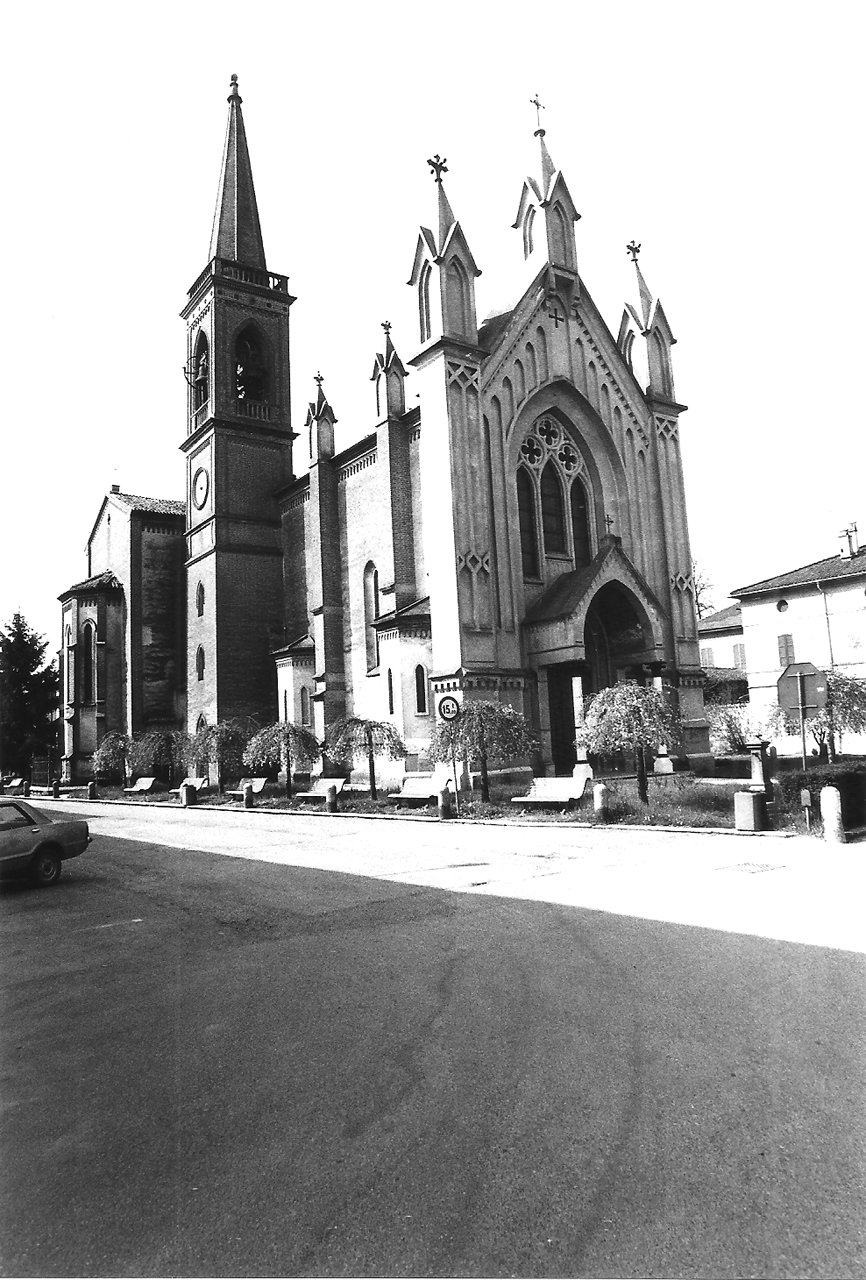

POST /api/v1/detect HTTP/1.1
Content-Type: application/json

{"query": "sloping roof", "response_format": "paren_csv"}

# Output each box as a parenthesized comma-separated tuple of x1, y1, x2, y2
(478, 308, 516, 354)
(698, 603, 742, 634)
(112, 493, 185, 516)
(59, 570, 123, 600)
(523, 563, 599, 624)
(374, 597, 431, 628)
(733, 550, 866, 597)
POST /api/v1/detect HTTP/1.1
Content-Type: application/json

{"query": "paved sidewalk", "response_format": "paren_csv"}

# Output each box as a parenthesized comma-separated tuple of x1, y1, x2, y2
(38, 799, 866, 955)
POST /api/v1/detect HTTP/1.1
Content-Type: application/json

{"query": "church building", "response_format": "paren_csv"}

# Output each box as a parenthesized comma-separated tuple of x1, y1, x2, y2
(59, 76, 709, 782)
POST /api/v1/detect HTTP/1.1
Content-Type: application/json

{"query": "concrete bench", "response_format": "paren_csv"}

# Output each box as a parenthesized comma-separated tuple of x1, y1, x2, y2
(169, 777, 209, 797)
(511, 776, 591, 809)
(1, 778, 26, 795)
(388, 770, 455, 807)
(225, 777, 268, 800)
(294, 777, 346, 803)
(123, 777, 158, 796)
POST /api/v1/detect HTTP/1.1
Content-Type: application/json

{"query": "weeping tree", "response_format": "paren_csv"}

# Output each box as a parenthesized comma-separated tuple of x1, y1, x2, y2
(575, 682, 678, 805)
(243, 722, 320, 798)
(192, 720, 254, 792)
(325, 717, 406, 801)
(429, 700, 538, 804)
(808, 671, 866, 762)
(92, 732, 131, 783)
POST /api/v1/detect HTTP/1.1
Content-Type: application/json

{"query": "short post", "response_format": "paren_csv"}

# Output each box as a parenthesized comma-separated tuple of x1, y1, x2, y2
(819, 785, 845, 843)
(87, 781, 97, 800)
(326, 784, 338, 813)
(181, 783, 196, 808)
(52, 779, 60, 798)
(653, 745, 674, 775)
(800, 787, 812, 833)
(438, 788, 452, 820)
(593, 781, 607, 821)
(24, 781, 31, 797)
(243, 782, 254, 809)
(745, 739, 773, 795)
(734, 790, 767, 832)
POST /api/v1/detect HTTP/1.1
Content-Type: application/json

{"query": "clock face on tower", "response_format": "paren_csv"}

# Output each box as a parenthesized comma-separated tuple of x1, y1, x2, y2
(192, 467, 210, 510)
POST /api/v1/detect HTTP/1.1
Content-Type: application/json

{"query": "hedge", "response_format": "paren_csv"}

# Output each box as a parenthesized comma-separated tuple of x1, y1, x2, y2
(774, 761, 866, 828)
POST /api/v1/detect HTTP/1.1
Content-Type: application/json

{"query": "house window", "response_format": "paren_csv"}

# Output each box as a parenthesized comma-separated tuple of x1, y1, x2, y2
(516, 468, 539, 578)
(196, 582, 205, 617)
(778, 634, 795, 667)
(387, 668, 394, 715)
(540, 461, 566, 554)
(415, 665, 428, 714)
(196, 646, 205, 681)
(700, 647, 715, 668)
(733, 643, 747, 671)
(363, 562, 379, 670)
(570, 477, 591, 567)
(300, 687, 310, 725)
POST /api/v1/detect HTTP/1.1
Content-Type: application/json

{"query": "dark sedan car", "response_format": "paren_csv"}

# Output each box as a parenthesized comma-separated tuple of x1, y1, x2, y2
(0, 799, 91, 886)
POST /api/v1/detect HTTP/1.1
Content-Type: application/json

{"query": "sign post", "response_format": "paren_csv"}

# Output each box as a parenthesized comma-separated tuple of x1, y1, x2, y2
(777, 663, 827, 771)
(438, 695, 461, 817)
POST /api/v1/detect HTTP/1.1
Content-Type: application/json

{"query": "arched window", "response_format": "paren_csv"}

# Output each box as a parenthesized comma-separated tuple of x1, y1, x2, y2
(196, 582, 205, 617)
(196, 646, 205, 681)
(283, 691, 288, 722)
(419, 262, 432, 343)
(193, 331, 209, 409)
(415, 665, 428, 714)
(363, 562, 379, 670)
(446, 259, 469, 335)
(523, 205, 536, 258)
(65, 626, 74, 701)
(235, 325, 268, 402)
(550, 204, 572, 267)
(387, 668, 394, 715)
(300, 687, 310, 725)
(517, 468, 539, 579)
(570, 477, 592, 567)
(81, 622, 95, 704)
(540, 461, 566, 554)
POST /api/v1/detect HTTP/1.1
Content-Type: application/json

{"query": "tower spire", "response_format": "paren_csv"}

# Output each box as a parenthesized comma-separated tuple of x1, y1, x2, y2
(427, 154, 456, 251)
(627, 240, 654, 331)
(530, 95, 556, 194)
(209, 74, 266, 269)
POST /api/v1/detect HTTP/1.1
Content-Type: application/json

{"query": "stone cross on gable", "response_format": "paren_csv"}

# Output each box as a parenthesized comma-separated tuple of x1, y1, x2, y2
(604, 513, 615, 532)
(314, 371, 324, 388)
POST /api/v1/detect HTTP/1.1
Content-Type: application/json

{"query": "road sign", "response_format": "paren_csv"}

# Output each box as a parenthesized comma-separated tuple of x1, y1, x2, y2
(777, 663, 827, 719)
(438, 695, 460, 722)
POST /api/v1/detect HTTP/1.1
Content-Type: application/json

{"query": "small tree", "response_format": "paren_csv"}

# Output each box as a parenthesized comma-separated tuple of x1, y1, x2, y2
(243, 722, 320, 798)
(93, 732, 131, 783)
(576, 682, 678, 805)
(691, 559, 716, 621)
(429, 700, 538, 803)
(193, 720, 253, 791)
(808, 671, 866, 761)
(0, 612, 59, 776)
(325, 717, 406, 801)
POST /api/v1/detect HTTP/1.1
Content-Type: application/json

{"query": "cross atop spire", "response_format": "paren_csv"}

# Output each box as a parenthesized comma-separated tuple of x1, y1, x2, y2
(530, 93, 545, 136)
(381, 321, 391, 335)
(208, 73, 266, 270)
(427, 154, 448, 184)
(626, 240, 641, 263)
(627, 240, 654, 331)
(426, 155, 456, 249)
(314, 371, 324, 387)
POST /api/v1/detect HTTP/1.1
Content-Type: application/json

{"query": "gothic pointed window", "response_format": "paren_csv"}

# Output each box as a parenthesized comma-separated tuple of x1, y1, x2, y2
(516, 468, 539, 579)
(193, 331, 209, 410)
(445, 259, 469, 335)
(300, 686, 310, 725)
(415, 665, 428, 715)
(540, 461, 566, 554)
(196, 582, 205, 617)
(81, 622, 96, 704)
(235, 325, 268, 402)
(419, 262, 432, 343)
(364, 562, 379, 670)
(570, 477, 592, 567)
(196, 646, 205, 681)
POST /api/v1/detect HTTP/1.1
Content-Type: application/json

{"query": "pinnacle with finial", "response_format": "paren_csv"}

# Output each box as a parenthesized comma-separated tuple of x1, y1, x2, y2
(427, 154, 448, 183)
(530, 93, 545, 136)
(314, 371, 324, 387)
(627, 240, 641, 262)
(381, 321, 391, 335)
(228, 73, 241, 102)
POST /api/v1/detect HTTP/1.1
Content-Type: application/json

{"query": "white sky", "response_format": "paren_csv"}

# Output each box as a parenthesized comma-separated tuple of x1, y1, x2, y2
(3, 0, 863, 653)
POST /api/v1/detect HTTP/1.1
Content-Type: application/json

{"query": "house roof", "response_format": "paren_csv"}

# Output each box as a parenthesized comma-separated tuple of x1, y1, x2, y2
(733, 550, 866, 597)
(698, 603, 742, 634)
(58, 570, 123, 601)
(111, 493, 185, 516)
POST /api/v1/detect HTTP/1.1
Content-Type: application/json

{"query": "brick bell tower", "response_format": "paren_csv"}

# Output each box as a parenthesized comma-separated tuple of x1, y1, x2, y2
(181, 74, 295, 736)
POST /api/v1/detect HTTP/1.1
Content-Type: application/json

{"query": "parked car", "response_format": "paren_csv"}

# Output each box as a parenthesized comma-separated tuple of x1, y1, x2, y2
(0, 799, 91, 886)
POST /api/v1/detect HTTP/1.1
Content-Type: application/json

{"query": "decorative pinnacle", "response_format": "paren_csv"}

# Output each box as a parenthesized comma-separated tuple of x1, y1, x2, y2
(427, 154, 448, 183)
(627, 240, 641, 263)
(314, 371, 324, 387)
(530, 93, 545, 136)
(381, 321, 391, 335)
(228, 73, 241, 103)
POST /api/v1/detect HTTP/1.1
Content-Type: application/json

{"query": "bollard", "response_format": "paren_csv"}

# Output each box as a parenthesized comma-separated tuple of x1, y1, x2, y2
(819, 785, 846, 843)
(593, 782, 607, 821)
(326, 784, 338, 813)
(181, 783, 196, 808)
(243, 782, 254, 809)
(87, 781, 97, 800)
(24, 781, 31, 797)
(52, 780, 60, 798)
(438, 788, 452, 820)
(734, 790, 766, 832)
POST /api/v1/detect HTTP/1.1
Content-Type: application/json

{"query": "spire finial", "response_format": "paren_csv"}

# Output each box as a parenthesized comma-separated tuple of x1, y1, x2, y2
(530, 93, 545, 137)
(314, 371, 324, 387)
(427, 154, 448, 184)
(228, 73, 241, 103)
(381, 320, 391, 335)
(627, 240, 641, 263)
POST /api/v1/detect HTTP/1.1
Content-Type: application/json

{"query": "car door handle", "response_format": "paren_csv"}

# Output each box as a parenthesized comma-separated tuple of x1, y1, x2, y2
(31, 827, 41, 833)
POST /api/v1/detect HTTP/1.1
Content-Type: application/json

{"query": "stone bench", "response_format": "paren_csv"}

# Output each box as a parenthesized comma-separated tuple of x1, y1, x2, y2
(388, 770, 455, 807)
(511, 776, 591, 809)
(225, 777, 268, 800)
(169, 777, 209, 797)
(123, 777, 158, 796)
(294, 777, 346, 803)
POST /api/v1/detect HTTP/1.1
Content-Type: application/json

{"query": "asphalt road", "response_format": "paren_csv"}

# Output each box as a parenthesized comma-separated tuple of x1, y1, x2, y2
(1, 812, 864, 1278)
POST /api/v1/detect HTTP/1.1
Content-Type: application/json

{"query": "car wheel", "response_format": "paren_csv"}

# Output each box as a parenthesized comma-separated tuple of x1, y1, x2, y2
(30, 848, 62, 887)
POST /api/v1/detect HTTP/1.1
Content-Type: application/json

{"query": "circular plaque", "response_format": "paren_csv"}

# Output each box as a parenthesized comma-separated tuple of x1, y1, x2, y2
(192, 467, 210, 510)
(438, 695, 460, 722)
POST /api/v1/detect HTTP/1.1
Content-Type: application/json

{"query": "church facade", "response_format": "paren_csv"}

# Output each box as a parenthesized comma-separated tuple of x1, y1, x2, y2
(59, 76, 709, 782)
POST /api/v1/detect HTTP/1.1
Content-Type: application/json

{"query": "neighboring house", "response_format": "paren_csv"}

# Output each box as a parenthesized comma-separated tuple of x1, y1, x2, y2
(730, 529, 866, 717)
(58, 491, 186, 780)
(59, 75, 713, 781)
(697, 603, 748, 702)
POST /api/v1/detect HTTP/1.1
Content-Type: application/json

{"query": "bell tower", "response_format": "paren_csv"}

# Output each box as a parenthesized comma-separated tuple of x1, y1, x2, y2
(181, 74, 295, 736)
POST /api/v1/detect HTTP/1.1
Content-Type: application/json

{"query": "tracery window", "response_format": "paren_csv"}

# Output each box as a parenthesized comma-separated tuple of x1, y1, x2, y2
(516, 468, 539, 579)
(540, 461, 566, 554)
(81, 622, 96, 704)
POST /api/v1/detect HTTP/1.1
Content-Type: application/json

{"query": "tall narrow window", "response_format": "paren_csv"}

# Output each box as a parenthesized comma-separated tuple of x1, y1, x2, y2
(419, 262, 432, 343)
(777, 634, 795, 667)
(300, 687, 310, 725)
(540, 461, 566, 554)
(196, 582, 205, 617)
(733, 643, 747, 671)
(415, 665, 428, 714)
(196, 646, 205, 681)
(235, 325, 268, 402)
(81, 622, 95, 704)
(570, 477, 591, 566)
(283, 691, 288, 722)
(387, 668, 395, 715)
(446, 259, 469, 335)
(193, 331, 209, 409)
(517, 468, 539, 578)
(364, 562, 379, 670)
(65, 626, 74, 702)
